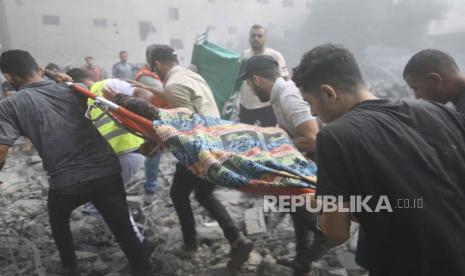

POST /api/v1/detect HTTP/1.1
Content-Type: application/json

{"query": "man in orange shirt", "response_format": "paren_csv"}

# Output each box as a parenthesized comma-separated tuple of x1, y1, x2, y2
(135, 45, 169, 200)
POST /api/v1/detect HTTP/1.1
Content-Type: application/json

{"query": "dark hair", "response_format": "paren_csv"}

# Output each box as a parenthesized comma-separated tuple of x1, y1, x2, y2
(0, 50, 40, 78)
(250, 24, 265, 31)
(84, 56, 94, 60)
(146, 44, 157, 59)
(403, 49, 459, 78)
(149, 44, 178, 64)
(252, 68, 280, 80)
(66, 68, 90, 83)
(119, 50, 127, 56)
(45, 63, 60, 72)
(292, 44, 365, 93)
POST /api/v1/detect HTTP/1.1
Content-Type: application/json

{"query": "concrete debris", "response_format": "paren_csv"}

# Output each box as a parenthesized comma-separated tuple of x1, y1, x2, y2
(247, 250, 263, 266)
(0, 144, 366, 275)
(11, 199, 43, 216)
(257, 255, 293, 276)
(244, 205, 267, 235)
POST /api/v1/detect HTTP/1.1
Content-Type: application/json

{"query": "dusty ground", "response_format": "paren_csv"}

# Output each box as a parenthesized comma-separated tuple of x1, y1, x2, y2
(0, 142, 367, 276)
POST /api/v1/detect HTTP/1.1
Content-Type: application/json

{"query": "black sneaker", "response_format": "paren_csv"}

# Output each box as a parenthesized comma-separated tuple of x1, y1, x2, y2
(305, 231, 334, 262)
(277, 256, 312, 276)
(227, 234, 253, 271)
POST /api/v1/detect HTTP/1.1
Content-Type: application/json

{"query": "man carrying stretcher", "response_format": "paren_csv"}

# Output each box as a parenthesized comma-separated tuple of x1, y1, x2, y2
(111, 44, 255, 271)
(0, 50, 152, 276)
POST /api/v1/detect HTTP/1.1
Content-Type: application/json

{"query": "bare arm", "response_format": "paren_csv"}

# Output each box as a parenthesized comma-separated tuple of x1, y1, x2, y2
(319, 202, 351, 245)
(144, 86, 169, 102)
(308, 194, 351, 245)
(125, 79, 169, 101)
(112, 93, 159, 120)
(0, 144, 10, 171)
(292, 119, 319, 153)
(133, 87, 156, 103)
(311, 130, 354, 245)
(44, 69, 73, 83)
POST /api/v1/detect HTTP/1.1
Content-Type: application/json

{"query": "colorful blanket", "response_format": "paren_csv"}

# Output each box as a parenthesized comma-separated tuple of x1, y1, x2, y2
(70, 84, 316, 195)
(153, 108, 317, 195)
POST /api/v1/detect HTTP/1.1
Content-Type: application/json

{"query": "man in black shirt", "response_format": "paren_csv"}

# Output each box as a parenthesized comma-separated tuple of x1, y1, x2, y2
(292, 44, 465, 276)
(0, 50, 151, 276)
(403, 49, 465, 114)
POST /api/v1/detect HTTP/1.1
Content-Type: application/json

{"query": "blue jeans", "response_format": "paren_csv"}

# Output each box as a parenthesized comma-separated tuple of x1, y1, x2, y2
(144, 151, 162, 193)
(119, 151, 145, 185)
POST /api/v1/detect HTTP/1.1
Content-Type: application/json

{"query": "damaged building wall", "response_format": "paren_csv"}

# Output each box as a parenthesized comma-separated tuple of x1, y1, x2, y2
(1, 0, 310, 70)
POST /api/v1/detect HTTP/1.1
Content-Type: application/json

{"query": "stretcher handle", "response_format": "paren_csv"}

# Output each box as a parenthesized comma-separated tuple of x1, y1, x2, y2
(68, 82, 165, 146)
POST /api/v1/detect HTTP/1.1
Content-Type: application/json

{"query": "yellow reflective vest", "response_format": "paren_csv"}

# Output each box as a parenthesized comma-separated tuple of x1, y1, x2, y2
(88, 80, 144, 155)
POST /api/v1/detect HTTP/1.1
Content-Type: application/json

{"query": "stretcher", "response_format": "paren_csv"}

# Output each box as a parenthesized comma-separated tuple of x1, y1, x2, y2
(69, 83, 316, 195)
(191, 36, 242, 119)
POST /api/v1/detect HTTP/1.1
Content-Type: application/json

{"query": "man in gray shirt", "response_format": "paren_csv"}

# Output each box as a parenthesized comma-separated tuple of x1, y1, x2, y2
(239, 55, 330, 276)
(0, 50, 151, 276)
(112, 50, 135, 79)
(239, 55, 319, 153)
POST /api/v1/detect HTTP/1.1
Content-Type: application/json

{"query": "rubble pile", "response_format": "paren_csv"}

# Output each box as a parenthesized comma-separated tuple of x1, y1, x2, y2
(0, 145, 366, 276)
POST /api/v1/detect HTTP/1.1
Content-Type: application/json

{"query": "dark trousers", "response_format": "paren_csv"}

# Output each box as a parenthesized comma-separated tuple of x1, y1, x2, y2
(290, 206, 326, 273)
(355, 227, 370, 269)
(239, 104, 277, 127)
(170, 164, 239, 247)
(47, 174, 150, 273)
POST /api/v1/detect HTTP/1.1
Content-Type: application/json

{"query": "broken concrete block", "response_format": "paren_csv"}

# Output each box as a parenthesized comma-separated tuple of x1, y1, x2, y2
(11, 199, 42, 216)
(335, 251, 360, 270)
(76, 251, 99, 262)
(27, 156, 42, 165)
(316, 268, 349, 276)
(126, 195, 143, 204)
(28, 223, 47, 236)
(257, 258, 293, 276)
(197, 224, 224, 243)
(245, 205, 267, 235)
(70, 209, 83, 221)
(247, 250, 263, 266)
(92, 258, 110, 274)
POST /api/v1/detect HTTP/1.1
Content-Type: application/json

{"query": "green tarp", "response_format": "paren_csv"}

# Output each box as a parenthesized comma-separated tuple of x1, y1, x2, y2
(191, 40, 241, 119)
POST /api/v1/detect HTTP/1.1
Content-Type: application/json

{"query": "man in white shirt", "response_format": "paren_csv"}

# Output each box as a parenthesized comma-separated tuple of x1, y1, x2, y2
(238, 24, 289, 127)
(239, 55, 331, 276)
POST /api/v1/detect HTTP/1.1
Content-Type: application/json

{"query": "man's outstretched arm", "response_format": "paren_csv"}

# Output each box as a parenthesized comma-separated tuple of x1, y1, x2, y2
(124, 79, 169, 102)
(111, 93, 159, 120)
